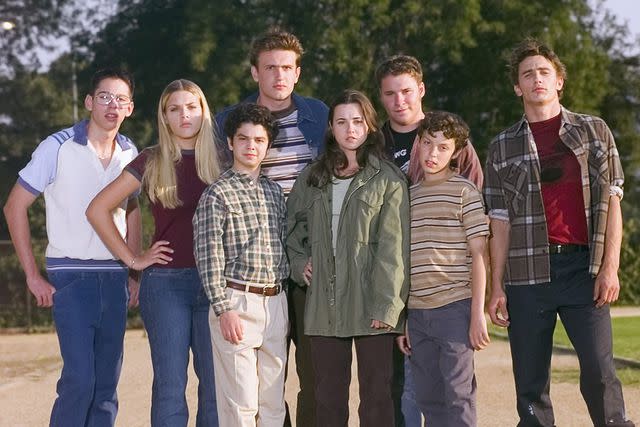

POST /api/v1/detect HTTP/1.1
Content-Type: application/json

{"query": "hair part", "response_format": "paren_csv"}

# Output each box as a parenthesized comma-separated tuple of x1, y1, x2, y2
(90, 67, 135, 96)
(375, 55, 423, 87)
(143, 79, 221, 209)
(509, 37, 567, 97)
(249, 28, 304, 67)
(224, 103, 279, 149)
(307, 89, 386, 188)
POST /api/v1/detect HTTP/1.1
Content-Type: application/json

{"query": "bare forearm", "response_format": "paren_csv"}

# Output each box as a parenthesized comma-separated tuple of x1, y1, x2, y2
(489, 219, 511, 291)
(87, 202, 136, 266)
(5, 205, 39, 278)
(468, 236, 488, 315)
(601, 196, 622, 272)
(470, 251, 487, 315)
(86, 173, 141, 267)
(4, 186, 40, 278)
(125, 200, 143, 258)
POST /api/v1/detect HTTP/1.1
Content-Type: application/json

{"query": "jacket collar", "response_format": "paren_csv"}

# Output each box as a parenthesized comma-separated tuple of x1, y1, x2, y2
(242, 92, 319, 124)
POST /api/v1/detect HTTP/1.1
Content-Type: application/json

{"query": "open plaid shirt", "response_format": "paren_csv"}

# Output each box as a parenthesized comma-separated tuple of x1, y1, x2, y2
(484, 107, 624, 286)
(193, 169, 289, 315)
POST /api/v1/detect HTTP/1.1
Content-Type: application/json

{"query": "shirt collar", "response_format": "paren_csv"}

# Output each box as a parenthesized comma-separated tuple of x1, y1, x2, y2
(72, 119, 133, 150)
(515, 105, 578, 136)
(227, 168, 265, 184)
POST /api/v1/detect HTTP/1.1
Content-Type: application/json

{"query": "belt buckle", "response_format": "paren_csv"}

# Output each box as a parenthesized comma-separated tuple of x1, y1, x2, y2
(551, 244, 561, 254)
(263, 284, 280, 295)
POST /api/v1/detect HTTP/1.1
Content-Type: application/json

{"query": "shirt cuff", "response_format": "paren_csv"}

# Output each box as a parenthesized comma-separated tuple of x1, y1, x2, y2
(488, 209, 510, 222)
(212, 298, 232, 317)
(609, 185, 623, 199)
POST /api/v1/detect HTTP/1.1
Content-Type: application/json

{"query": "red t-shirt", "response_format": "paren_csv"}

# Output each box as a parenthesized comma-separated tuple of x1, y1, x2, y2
(126, 148, 209, 268)
(530, 114, 588, 245)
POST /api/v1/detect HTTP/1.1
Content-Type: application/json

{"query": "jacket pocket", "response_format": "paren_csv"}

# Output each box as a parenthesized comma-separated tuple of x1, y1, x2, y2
(305, 193, 324, 245)
(354, 191, 384, 243)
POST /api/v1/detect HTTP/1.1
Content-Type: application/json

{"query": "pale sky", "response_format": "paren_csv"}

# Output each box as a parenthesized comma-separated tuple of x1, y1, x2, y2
(601, 0, 640, 51)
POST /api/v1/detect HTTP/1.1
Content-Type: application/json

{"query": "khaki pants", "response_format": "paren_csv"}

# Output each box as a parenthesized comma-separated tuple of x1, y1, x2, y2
(209, 289, 289, 427)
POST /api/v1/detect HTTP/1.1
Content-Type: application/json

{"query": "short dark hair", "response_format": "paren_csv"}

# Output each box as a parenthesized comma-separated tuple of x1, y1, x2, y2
(249, 28, 304, 67)
(417, 111, 469, 152)
(90, 68, 135, 96)
(508, 38, 567, 97)
(224, 103, 279, 148)
(375, 55, 423, 87)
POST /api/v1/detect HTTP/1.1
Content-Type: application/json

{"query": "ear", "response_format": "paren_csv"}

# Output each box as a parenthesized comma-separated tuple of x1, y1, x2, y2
(124, 101, 134, 118)
(514, 84, 523, 97)
(418, 81, 426, 98)
(227, 136, 234, 151)
(294, 66, 301, 84)
(556, 75, 564, 92)
(84, 94, 93, 111)
(251, 66, 259, 83)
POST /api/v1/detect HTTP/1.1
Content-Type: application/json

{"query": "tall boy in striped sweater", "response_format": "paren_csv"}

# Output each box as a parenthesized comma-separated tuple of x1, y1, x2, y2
(396, 111, 490, 426)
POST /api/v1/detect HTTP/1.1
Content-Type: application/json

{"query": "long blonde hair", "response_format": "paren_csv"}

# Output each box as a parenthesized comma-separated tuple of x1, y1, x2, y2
(143, 79, 221, 208)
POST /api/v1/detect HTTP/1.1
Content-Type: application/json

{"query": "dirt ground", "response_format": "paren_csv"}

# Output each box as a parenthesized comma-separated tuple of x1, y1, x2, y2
(0, 330, 638, 427)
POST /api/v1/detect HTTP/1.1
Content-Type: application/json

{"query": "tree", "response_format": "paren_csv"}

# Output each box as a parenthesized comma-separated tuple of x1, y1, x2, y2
(3, 0, 639, 306)
(0, 0, 70, 73)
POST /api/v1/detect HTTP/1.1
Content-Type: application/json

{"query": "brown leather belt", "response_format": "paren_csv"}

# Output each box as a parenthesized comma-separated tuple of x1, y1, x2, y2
(225, 280, 283, 296)
(548, 244, 589, 255)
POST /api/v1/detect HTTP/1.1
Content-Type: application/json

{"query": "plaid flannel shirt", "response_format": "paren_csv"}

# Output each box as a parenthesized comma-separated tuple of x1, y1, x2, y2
(193, 169, 289, 315)
(484, 107, 624, 286)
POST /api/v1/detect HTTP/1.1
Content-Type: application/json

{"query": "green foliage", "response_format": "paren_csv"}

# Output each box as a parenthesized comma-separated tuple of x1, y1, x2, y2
(0, 241, 53, 329)
(1, 0, 640, 327)
(0, 0, 71, 72)
(619, 218, 640, 304)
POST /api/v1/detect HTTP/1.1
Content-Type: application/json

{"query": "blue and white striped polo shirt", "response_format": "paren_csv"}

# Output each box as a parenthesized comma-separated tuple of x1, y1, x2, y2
(18, 120, 138, 272)
(261, 109, 313, 196)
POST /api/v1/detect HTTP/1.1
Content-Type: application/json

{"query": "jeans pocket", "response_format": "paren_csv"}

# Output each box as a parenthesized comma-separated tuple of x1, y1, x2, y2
(48, 271, 85, 302)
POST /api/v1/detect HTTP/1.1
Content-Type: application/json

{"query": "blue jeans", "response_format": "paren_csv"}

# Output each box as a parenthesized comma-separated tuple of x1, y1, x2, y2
(48, 270, 129, 427)
(139, 268, 218, 427)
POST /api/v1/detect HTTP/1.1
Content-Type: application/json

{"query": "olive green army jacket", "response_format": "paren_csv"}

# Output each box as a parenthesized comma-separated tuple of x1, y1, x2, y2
(286, 155, 410, 337)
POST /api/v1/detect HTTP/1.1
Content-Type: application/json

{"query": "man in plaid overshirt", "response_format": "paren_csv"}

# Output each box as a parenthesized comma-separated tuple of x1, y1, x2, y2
(484, 38, 634, 427)
(194, 103, 289, 427)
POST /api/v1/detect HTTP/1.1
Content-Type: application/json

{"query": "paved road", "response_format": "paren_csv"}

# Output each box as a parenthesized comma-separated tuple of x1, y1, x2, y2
(1, 329, 638, 426)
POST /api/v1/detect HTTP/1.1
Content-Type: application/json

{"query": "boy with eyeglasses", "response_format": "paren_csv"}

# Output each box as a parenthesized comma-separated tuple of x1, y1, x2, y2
(3, 68, 140, 427)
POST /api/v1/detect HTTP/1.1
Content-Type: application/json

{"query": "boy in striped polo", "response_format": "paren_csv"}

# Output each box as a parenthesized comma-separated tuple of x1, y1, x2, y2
(3, 68, 140, 426)
(396, 111, 490, 426)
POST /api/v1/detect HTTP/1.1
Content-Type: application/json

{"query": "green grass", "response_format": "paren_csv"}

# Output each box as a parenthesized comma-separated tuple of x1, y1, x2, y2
(550, 367, 640, 385)
(552, 316, 640, 361)
(488, 316, 640, 361)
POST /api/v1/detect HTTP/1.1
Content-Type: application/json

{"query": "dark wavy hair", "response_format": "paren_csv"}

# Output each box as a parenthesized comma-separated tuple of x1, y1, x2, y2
(509, 37, 567, 98)
(224, 103, 278, 148)
(307, 89, 386, 188)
